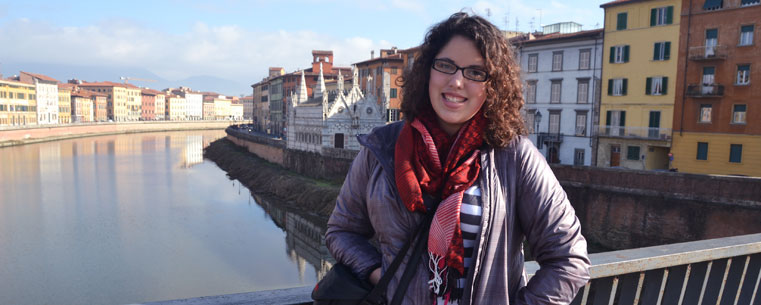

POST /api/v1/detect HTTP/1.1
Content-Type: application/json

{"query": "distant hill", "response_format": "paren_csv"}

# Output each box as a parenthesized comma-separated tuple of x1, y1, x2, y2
(1, 62, 250, 96)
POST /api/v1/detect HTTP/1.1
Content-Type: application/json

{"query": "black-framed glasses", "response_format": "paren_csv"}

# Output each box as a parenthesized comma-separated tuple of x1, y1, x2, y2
(431, 59, 489, 82)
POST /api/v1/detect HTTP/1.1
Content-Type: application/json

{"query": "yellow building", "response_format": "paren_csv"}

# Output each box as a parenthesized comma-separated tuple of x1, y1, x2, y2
(57, 85, 72, 124)
(125, 84, 142, 121)
(597, 0, 681, 170)
(79, 82, 129, 122)
(0, 79, 37, 126)
(166, 94, 187, 121)
(205, 95, 232, 120)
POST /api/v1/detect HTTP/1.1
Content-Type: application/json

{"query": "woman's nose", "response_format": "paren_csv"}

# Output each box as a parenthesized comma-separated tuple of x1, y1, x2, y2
(447, 70, 465, 88)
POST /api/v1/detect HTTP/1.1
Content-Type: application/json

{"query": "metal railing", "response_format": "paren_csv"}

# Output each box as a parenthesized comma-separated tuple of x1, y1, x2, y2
(144, 233, 761, 305)
(595, 126, 672, 140)
(687, 84, 725, 98)
(538, 132, 564, 143)
(689, 45, 728, 61)
(526, 233, 761, 305)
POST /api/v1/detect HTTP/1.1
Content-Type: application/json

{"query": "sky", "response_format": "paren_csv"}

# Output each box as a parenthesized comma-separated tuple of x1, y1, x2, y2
(0, 0, 605, 95)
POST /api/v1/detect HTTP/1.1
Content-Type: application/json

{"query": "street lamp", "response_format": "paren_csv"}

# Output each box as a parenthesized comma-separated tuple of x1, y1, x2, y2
(534, 111, 542, 133)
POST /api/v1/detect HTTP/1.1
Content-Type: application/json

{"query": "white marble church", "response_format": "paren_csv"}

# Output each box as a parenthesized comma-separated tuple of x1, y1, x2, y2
(287, 63, 387, 153)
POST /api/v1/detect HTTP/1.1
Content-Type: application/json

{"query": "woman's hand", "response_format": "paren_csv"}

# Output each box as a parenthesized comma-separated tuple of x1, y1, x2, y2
(369, 267, 381, 285)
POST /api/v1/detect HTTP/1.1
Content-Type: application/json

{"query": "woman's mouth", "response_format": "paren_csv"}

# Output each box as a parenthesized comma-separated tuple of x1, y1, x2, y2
(443, 93, 466, 103)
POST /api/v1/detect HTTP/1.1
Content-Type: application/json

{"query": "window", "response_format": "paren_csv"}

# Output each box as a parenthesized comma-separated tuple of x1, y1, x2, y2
(391, 67, 398, 75)
(549, 111, 561, 134)
(17, 93, 25, 99)
(737, 65, 750, 85)
(605, 110, 626, 136)
(387, 108, 400, 122)
(653, 42, 671, 60)
(627, 146, 641, 160)
(699, 104, 712, 123)
(697, 142, 708, 160)
(740, 25, 754, 46)
(550, 80, 562, 103)
(552, 51, 563, 71)
(742, 0, 760, 6)
(610, 45, 630, 63)
(617, 13, 628, 30)
(577, 79, 589, 103)
(646, 77, 668, 95)
(574, 149, 586, 166)
(732, 104, 747, 123)
(703, 0, 724, 10)
(608, 78, 628, 96)
(651, 6, 674, 25)
(579, 49, 591, 70)
(575, 112, 587, 136)
(729, 144, 742, 163)
(390, 88, 398, 98)
(525, 81, 537, 103)
(526, 110, 535, 133)
(528, 54, 538, 72)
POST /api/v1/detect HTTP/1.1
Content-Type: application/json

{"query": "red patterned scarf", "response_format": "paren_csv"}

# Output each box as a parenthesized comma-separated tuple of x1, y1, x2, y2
(394, 108, 485, 297)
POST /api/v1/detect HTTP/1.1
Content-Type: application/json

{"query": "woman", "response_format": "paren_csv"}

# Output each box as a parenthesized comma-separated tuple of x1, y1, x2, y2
(325, 12, 590, 305)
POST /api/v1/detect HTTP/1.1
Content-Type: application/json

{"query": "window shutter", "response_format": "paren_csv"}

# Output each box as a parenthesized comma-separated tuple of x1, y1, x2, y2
(653, 43, 661, 60)
(608, 79, 613, 95)
(663, 77, 668, 94)
(664, 42, 671, 60)
(651, 8, 657, 26)
(622, 79, 628, 95)
(606, 111, 611, 126)
(646, 77, 652, 95)
(624, 46, 630, 62)
(666, 6, 674, 24)
(620, 111, 626, 127)
(610, 47, 615, 63)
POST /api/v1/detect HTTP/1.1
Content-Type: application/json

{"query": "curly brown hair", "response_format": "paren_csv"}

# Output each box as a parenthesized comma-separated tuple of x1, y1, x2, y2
(399, 12, 526, 148)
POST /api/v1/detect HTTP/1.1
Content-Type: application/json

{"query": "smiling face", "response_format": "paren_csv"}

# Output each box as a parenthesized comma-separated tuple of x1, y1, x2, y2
(428, 35, 488, 136)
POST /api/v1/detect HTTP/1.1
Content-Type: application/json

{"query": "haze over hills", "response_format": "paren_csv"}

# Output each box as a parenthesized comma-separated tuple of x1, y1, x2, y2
(0, 62, 250, 96)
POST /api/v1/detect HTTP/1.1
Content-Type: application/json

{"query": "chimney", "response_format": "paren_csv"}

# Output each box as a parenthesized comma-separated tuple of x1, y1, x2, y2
(393, 47, 398, 54)
(371, 50, 375, 59)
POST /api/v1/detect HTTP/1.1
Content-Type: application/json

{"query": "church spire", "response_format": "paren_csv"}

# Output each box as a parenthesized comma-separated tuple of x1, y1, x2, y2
(315, 62, 326, 99)
(298, 70, 308, 103)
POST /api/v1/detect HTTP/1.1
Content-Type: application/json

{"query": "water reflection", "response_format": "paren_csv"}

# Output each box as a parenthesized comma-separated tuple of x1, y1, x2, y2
(253, 194, 334, 281)
(1, 130, 329, 305)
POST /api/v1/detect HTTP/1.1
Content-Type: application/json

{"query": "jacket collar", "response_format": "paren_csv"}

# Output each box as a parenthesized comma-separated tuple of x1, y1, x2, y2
(357, 121, 404, 180)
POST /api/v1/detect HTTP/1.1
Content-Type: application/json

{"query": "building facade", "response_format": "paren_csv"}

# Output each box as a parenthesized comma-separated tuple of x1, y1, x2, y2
(241, 95, 254, 121)
(57, 85, 72, 124)
(125, 84, 142, 121)
(166, 95, 187, 120)
(287, 67, 386, 153)
(514, 26, 604, 166)
(0, 79, 37, 127)
(671, 0, 761, 176)
(354, 47, 406, 123)
(140, 89, 157, 121)
(20, 72, 59, 125)
(598, 0, 682, 170)
(79, 82, 129, 122)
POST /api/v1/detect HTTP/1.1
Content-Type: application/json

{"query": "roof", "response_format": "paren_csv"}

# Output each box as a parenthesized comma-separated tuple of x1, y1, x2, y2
(312, 50, 333, 55)
(353, 53, 404, 66)
(79, 81, 127, 88)
(20, 71, 60, 83)
(600, 0, 647, 8)
(58, 83, 77, 90)
(0, 78, 35, 87)
(514, 29, 604, 46)
(71, 89, 108, 98)
(141, 88, 164, 95)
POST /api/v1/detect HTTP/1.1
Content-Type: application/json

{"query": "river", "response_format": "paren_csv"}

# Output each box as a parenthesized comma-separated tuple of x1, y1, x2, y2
(0, 130, 329, 305)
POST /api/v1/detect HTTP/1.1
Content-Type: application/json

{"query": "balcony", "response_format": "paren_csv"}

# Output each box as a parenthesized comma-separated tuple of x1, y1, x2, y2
(688, 45, 728, 61)
(687, 84, 724, 98)
(537, 132, 564, 144)
(596, 126, 672, 140)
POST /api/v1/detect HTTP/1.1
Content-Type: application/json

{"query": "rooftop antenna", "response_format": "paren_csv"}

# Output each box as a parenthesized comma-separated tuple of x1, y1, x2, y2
(529, 17, 535, 32)
(486, 8, 492, 18)
(515, 17, 520, 32)
(538, 9, 543, 28)
(504, 11, 510, 31)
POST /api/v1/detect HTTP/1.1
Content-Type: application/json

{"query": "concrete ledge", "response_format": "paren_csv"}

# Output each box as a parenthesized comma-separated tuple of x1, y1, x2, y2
(134, 286, 313, 305)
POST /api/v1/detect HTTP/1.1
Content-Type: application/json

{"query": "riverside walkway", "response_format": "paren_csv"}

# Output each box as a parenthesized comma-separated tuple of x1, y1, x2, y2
(141, 232, 761, 305)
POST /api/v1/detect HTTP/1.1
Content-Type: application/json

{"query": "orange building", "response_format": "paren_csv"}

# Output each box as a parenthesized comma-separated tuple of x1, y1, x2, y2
(354, 47, 419, 122)
(671, 0, 761, 176)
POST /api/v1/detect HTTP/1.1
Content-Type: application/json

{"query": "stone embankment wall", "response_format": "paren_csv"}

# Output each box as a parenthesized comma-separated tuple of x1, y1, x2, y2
(223, 129, 761, 251)
(553, 165, 761, 251)
(226, 128, 356, 184)
(204, 137, 340, 218)
(0, 121, 239, 147)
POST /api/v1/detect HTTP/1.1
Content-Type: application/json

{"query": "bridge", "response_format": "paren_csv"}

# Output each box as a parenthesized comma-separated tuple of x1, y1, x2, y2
(140, 233, 760, 305)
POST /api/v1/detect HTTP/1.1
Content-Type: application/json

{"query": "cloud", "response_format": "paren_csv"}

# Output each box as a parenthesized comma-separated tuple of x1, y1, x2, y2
(0, 18, 391, 84)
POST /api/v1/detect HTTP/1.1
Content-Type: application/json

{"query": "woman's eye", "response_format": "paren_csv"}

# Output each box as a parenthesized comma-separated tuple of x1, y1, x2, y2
(466, 69, 487, 78)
